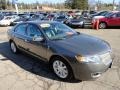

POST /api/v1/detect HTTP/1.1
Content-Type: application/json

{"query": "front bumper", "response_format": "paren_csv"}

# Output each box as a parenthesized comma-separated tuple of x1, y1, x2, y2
(66, 52, 113, 80)
(72, 61, 112, 80)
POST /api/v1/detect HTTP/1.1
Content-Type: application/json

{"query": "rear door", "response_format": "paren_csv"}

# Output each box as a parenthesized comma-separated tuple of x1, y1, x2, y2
(14, 23, 28, 50)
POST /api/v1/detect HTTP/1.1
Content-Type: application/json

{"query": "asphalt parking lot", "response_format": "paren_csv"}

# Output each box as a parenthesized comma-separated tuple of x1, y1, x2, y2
(0, 27, 120, 90)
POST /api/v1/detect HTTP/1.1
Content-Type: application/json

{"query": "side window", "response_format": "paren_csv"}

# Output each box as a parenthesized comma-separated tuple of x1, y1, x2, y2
(116, 13, 120, 17)
(15, 24, 26, 35)
(111, 14, 117, 18)
(27, 24, 42, 37)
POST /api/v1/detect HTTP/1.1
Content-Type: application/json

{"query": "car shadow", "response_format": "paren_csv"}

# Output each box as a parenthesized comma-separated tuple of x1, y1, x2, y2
(106, 26, 120, 29)
(72, 25, 120, 30)
(0, 42, 81, 83)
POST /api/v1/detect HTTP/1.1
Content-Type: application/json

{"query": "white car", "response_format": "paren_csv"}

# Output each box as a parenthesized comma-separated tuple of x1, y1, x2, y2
(0, 15, 19, 26)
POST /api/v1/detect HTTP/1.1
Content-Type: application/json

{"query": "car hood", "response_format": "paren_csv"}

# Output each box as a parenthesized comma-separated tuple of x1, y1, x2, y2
(51, 33, 111, 56)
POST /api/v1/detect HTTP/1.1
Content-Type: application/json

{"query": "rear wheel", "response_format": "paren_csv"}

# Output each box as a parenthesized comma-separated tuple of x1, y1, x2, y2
(99, 22, 107, 29)
(10, 41, 18, 54)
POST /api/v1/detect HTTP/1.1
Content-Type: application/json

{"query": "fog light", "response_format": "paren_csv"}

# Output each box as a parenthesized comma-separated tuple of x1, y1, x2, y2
(91, 72, 101, 78)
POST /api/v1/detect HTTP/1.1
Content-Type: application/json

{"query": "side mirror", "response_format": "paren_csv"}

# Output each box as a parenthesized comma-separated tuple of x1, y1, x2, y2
(33, 35, 44, 42)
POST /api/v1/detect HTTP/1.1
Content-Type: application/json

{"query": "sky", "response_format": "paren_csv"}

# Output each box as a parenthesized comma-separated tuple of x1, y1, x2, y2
(17, 0, 66, 4)
(16, 0, 120, 4)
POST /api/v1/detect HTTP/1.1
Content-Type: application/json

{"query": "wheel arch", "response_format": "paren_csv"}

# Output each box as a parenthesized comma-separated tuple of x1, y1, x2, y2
(99, 21, 108, 26)
(49, 55, 71, 65)
(49, 55, 74, 74)
(9, 39, 13, 43)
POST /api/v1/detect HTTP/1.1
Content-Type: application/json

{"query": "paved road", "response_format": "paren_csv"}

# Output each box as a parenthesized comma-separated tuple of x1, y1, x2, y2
(0, 27, 120, 90)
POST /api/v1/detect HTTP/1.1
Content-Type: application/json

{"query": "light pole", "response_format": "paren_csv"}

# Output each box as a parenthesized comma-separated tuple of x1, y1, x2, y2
(113, 0, 115, 10)
(12, 0, 19, 14)
(6, 0, 7, 9)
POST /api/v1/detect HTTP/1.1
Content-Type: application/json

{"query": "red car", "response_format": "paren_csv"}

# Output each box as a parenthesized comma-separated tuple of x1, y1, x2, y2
(92, 11, 120, 29)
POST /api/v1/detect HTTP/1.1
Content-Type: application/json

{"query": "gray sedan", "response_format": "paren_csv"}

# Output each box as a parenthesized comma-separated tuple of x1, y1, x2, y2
(8, 21, 112, 81)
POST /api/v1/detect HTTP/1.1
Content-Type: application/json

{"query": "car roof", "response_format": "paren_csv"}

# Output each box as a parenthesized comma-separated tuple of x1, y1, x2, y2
(23, 21, 59, 25)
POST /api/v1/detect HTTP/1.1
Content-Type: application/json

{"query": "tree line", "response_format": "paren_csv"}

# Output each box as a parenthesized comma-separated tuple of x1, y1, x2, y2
(65, 0, 88, 10)
(0, 0, 119, 10)
(0, 0, 65, 10)
(0, 0, 89, 10)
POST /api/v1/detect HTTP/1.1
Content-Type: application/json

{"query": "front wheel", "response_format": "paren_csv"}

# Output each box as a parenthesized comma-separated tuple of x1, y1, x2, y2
(99, 22, 107, 29)
(51, 57, 73, 80)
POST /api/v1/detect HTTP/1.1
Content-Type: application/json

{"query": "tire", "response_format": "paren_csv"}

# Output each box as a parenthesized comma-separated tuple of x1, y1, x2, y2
(99, 22, 107, 29)
(50, 57, 74, 81)
(10, 41, 19, 54)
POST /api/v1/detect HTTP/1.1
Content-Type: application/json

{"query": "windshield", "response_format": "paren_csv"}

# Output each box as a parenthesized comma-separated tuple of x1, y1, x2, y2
(73, 16, 83, 20)
(100, 12, 109, 16)
(40, 22, 77, 40)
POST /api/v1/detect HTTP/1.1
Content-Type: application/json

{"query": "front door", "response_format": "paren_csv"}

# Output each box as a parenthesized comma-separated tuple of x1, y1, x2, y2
(116, 13, 120, 26)
(25, 24, 48, 60)
(107, 13, 119, 26)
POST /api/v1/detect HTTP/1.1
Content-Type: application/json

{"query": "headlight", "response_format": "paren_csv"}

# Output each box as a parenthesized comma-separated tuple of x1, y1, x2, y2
(75, 55, 101, 63)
